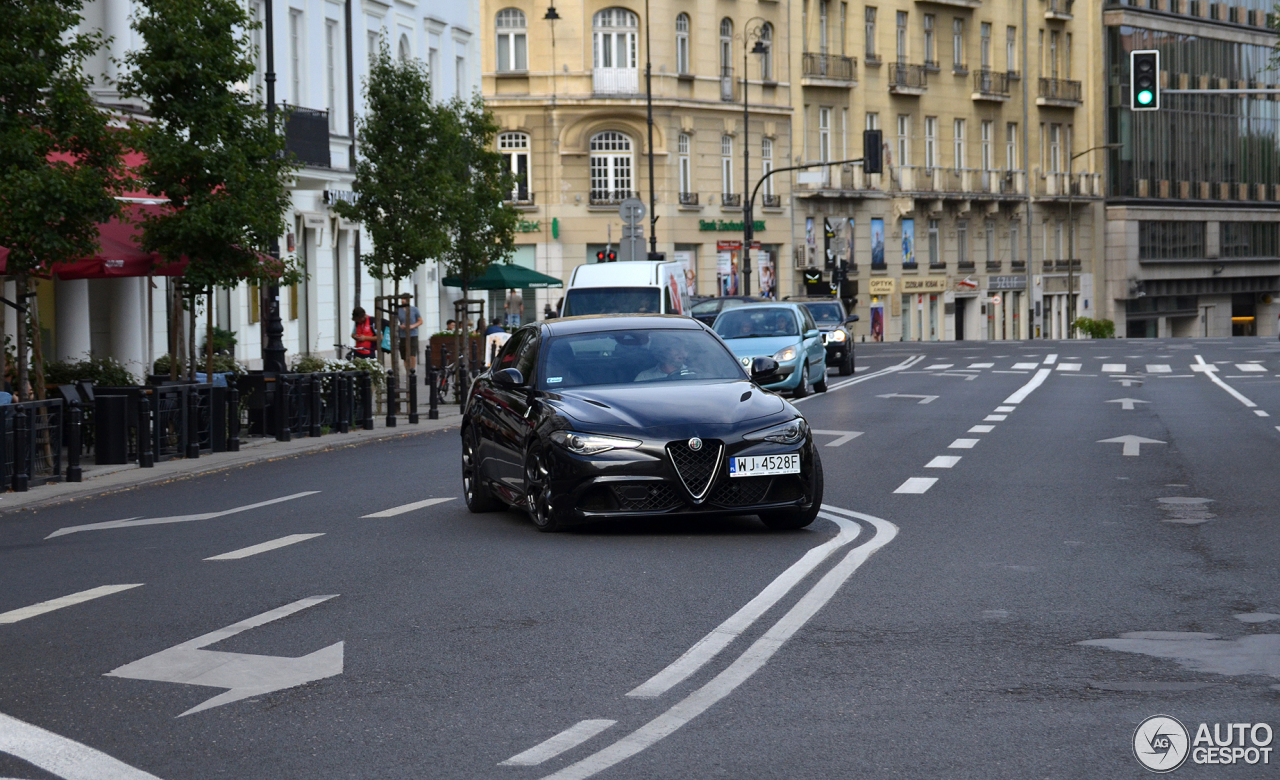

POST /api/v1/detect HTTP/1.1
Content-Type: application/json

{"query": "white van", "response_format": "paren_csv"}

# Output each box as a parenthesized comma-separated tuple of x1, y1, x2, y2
(561, 261, 692, 317)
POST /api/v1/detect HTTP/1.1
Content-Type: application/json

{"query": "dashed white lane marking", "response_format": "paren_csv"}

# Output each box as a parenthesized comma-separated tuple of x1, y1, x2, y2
(46, 492, 320, 539)
(1044, 354, 1059, 365)
(205, 534, 325, 561)
(1012, 362, 1040, 370)
(994, 406, 1015, 413)
(968, 425, 994, 433)
(1236, 363, 1267, 372)
(924, 363, 954, 370)
(1004, 368, 1053, 404)
(984, 414, 1007, 422)
(949, 438, 979, 449)
(992, 370, 1030, 374)
(1102, 364, 1127, 373)
(968, 362, 994, 368)
(894, 477, 938, 494)
(1195, 354, 1257, 408)
(361, 497, 456, 518)
(539, 509, 897, 780)
(1256, 410, 1271, 417)
(1146, 364, 1172, 373)
(1056, 363, 1082, 372)
(925, 456, 962, 468)
(0, 584, 142, 625)
(0, 710, 162, 779)
(501, 720, 617, 766)
(627, 512, 862, 699)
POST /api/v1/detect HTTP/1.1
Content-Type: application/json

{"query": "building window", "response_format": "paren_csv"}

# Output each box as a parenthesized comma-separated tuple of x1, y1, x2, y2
(594, 8, 639, 69)
(678, 133, 692, 196)
(1054, 220, 1064, 260)
(924, 116, 937, 171)
(866, 112, 879, 131)
(953, 118, 966, 169)
(428, 44, 440, 94)
(251, 1, 265, 95)
(676, 13, 690, 75)
(923, 15, 935, 65)
(720, 18, 733, 73)
(499, 132, 530, 201)
(721, 134, 734, 196)
(980, 120, 992, 171)
(1006, 26, 1017, 72)
(326, 19, 339, 130)
(1010, 222, 1020, 265)
(1049, 31, 1059, 78)
(456, 53, 466, 97)
(928, 219, 940, 265)
(367, 30, 379, 70)
(496, 8, 528, 72)
(289, 10, 303, 103)
(1139, 221, 1207, 259)
(762, 137, 775, 197)
(865, 7, 876, 59)
(985, 220, 996, 266)
(818, 108, 831, 163)
(589, 131, 633, 201)
(957, 220, 970, 265)
(1221, 222, 1280, 258)
(1049, 123, 1061, 172)
(760, 23, 773, 80)
(951, 18, 964, 69)
(819, 0, 830, 53)
(1065, 32, 1072, 78)
(840, 2, 848, 55)
(1006, 122, 1017, 169)
(980, 22, 991, 69)
(896, 11, 907, 62)
(896, 114, 910, 167)
(398, 33, 410, 63)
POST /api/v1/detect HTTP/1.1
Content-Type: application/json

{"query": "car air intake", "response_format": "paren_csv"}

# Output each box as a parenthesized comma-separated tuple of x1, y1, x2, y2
(666, 440, 723, 500)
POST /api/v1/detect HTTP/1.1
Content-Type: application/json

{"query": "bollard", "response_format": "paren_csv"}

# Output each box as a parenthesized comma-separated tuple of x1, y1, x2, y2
(359, 371, 374, 430)
(66, 401, 83, 482)
(408, 369, 420, 424)
(226, 383, 241, 452)
(337, 374, 350, 434)
(309, 375, 323, 437)
(185, 387, 201, 459)
(385, 370, 398, 428)
(12, 409, 29, 492)
(138, 392, 154, 467)
(276, 375, 292, 442)
(427, 359, 439, 420)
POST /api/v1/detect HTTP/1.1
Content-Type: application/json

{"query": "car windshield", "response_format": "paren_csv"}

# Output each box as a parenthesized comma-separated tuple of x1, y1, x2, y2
(714, 308, 799, 339)
(690, 300, 720, 316)
(803, 302, 845, 325)
(540, 329, 745, 389)
(562, 288, 661, 316)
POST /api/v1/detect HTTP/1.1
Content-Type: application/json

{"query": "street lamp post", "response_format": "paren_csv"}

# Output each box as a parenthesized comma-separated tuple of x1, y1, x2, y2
(1065, 142, 1119, 338)
(262, 0, 287, 372)
(644, 0, 657, 257)
(740, 20, 769, 297)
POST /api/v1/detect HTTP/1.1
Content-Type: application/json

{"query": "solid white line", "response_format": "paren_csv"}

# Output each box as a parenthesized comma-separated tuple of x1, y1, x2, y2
(1044, 354, 1058, 365)
(627, 512, 861, 698)
(1195, 354, 1257, 408)
(1003, 368, 1052, 405)
(0, 584, 143, 625)
(46, 492, 321, 539)
(968, 425, 994, 433)
(894, 477, 938, 494)
(949, 438, 979, 449)
(204, 534, 325, 561)
(541, 510, 897, 780)
(983, 414, 1007, 422)
(0, 710, 162, 780)
(925, 456, 961, 468)
(792, 355, 925, 403)
(361, 497, 456, 518)
(501, 720, 617, 766)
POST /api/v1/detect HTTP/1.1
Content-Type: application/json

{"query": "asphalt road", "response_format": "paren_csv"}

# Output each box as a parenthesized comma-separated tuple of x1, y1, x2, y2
(3, 337, 1280, 779)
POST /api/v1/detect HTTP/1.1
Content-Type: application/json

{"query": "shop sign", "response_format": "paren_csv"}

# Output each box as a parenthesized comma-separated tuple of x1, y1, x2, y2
(901, 277, 948, 293)
(323, 189, 357, 206)
(868, 278, 896, 295)
(989, 275, 1027, 290)
(715, 240, 761, 251)
(516, 219, 541, 233)
(699, 219, 766, 232)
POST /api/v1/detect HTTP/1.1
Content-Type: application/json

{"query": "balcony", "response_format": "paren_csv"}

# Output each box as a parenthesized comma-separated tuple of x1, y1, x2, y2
(1042, 259, 1082, 273)
(1038, 171, 1102, 198)
(505, 189, 536, 208)
(762, 194, 782, 208)
(1045, 0, 1074, 19)
(721, 193, 742, 208)
(678, 192, 699, 207)
(913, 0, 981, 8)
(802, 53, 858, 86)
(888, 63, 928, 95)
(589, 189, 635, 206)
(284, 106, 331, 168)
(972, 69, 1011, 101)
(593, 67, 639, 95)
(1037, 77, 1082, 107)
(720, 66, 735, 102)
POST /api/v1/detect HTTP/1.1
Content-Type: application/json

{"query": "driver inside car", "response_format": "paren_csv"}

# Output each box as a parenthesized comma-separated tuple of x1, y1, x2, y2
(635, 337, 691, 381)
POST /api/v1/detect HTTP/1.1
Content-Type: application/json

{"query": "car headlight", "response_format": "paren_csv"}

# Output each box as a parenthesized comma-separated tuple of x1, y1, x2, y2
(744, 418, 808, 445)
(773, 346, 798, 362)
(829, 329, 847, 342)
(549, 430, 642, 455)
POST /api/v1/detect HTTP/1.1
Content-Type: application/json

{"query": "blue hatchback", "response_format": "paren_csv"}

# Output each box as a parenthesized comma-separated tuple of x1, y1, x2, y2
(712, 303, 828, 397)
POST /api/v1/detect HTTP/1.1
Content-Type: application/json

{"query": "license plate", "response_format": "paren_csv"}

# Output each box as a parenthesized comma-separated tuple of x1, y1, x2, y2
(728, 453, 800, 477)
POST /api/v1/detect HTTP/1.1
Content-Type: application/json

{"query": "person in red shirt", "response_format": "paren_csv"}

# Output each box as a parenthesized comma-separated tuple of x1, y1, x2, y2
(350, 307, 378, 359)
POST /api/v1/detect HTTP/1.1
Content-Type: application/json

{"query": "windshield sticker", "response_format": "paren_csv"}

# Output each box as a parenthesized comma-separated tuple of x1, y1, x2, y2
(547, 377, 563, 383)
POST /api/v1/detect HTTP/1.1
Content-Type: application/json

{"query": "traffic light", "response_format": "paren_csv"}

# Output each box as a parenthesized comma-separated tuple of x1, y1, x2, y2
(863, 129, 883, 174)
(1130, 50, 1160, 111)
(823, 218, 836, 269)
(595, 248, 617, 262)
(647, 252, 666, 261)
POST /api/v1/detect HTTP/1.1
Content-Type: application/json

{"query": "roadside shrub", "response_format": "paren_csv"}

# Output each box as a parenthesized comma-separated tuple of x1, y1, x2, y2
(45, 355, 137, 388)
(153, 354, 247, 376)
(1073, 317, 1116, 339)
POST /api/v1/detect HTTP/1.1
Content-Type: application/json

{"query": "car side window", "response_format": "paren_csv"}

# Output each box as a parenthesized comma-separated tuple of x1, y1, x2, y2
(494, 331, 527, 371)
(801, 309, 816, 333)
(513, 330, 540, 382)
(663, 286, 674, 314)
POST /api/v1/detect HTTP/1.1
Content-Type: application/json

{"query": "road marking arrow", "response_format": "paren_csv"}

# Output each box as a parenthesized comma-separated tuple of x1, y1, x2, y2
(1097, 435, 1166, 456)
(1106, 398, 1150, 411)
(810, 430, 864, 447)
(46, 492, 320, 539)
(875, 393, 938, 404)
(106, 595, 342, 717)
(1114, 378, 1143, 388)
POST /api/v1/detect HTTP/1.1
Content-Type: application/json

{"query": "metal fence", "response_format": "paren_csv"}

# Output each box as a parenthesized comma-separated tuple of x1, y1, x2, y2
(0, 400, 64, 489)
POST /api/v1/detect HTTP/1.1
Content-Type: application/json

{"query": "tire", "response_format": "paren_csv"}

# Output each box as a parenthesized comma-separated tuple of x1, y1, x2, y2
(524, 445, 565, 532)
(792, 363, 810, 398)
(760, 455, 824, 530)
(840, 350, 855, 377)
(462, 429, 501, 513)
(814, 362, 829, 393)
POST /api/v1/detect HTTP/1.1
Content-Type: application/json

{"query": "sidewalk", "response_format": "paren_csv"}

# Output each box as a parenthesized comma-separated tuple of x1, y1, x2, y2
(0, 404, 465, 513)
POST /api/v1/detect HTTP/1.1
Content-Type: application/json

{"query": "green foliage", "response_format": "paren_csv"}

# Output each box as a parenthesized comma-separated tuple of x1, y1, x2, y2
(154, 353, 246, 376)
(203, 326, 237, 356)
(45, 355, 138, 388)
(1073, 317, 1116, 339)
(118, 0, 300, 290)
(290, 355, 385, 390)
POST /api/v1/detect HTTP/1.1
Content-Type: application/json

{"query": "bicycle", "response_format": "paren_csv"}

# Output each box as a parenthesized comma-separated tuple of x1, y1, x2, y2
(333, 343, 376, 362)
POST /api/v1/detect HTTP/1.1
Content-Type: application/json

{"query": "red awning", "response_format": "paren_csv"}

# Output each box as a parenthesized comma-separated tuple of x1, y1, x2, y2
(49, 204, 187, 280)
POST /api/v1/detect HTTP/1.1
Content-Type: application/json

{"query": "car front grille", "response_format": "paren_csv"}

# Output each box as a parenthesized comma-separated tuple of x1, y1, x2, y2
(611, 483, 682, 512)
(710, 476, 772, 507)
(666, 440, 722, 499)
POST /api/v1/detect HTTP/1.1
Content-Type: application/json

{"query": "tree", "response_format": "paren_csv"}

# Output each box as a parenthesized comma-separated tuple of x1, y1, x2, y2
(333, 44, 454, 389)
(0, 0, 124, 399)
(119, 0, 299, 380)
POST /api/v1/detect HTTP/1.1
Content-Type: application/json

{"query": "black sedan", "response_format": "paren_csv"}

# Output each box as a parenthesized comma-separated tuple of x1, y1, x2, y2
(789, 296, 859, 376)
(689, 296, 765, 326)
(461, 315, 824, 532)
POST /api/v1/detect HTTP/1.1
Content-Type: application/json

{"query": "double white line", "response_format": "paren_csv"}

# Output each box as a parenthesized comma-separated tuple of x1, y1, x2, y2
(791, 354, 926, 404)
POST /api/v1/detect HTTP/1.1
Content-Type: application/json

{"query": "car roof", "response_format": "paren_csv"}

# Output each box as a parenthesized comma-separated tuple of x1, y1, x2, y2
(538, 314, 706, 337)
(715, 302, 805, 317)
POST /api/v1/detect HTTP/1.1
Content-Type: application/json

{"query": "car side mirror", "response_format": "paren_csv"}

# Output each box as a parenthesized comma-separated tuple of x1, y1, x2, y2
(493, 368, 524, 387)
(847, 314, 860, 323)
(750, 357, 781, 382)
(804, 329, 820, 340)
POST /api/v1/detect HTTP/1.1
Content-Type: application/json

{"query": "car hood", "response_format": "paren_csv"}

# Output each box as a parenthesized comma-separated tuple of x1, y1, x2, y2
(720, 335, 801, 360)
(547, 380, 788, 431)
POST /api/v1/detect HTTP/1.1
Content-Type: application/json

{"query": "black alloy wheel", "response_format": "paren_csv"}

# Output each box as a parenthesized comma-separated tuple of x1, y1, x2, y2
(463, 429, 501, 512)
(792, 363, 810, 398)
(814, 362, 829, 393)
(524, 445, 563, 532)
(840, 347, 855, 376)
(759, 455, 824, 530)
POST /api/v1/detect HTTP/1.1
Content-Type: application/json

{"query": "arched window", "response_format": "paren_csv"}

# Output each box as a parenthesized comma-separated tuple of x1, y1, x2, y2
(719, 18, 733, 74)
(495, 9, 527, 72)
(398, 33, 411, 62)
(589, 131, 633, 203)
(593, 9, 639, 92)
(499, 132, 531, 202)
(759, 23, 773, 80)
(675, 14, 690, 75)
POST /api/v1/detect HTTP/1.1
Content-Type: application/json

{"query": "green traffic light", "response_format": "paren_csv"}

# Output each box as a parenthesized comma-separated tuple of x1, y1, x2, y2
(1137, 89, 1154, 105)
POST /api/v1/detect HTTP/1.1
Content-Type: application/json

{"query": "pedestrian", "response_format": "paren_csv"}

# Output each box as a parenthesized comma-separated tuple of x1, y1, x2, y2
(505, 288, 523, 327)
(350, 307, 378, 359)
(474, 318, 485, 335)
(396, 293, 423, 371)
(485, 317, 506, 336)
(446, 318, 457, 333)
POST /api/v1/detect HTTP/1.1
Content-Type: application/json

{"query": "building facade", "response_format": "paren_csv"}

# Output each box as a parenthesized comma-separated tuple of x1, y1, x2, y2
(1102, 0, 1280, 337)
(481, 0, 795, 318)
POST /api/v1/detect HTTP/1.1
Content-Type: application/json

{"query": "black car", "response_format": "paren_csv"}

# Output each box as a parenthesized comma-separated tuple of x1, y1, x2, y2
(788, 297, 859, 376)
(689, 296, 765, 326)
(461, 315, 824, 532)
